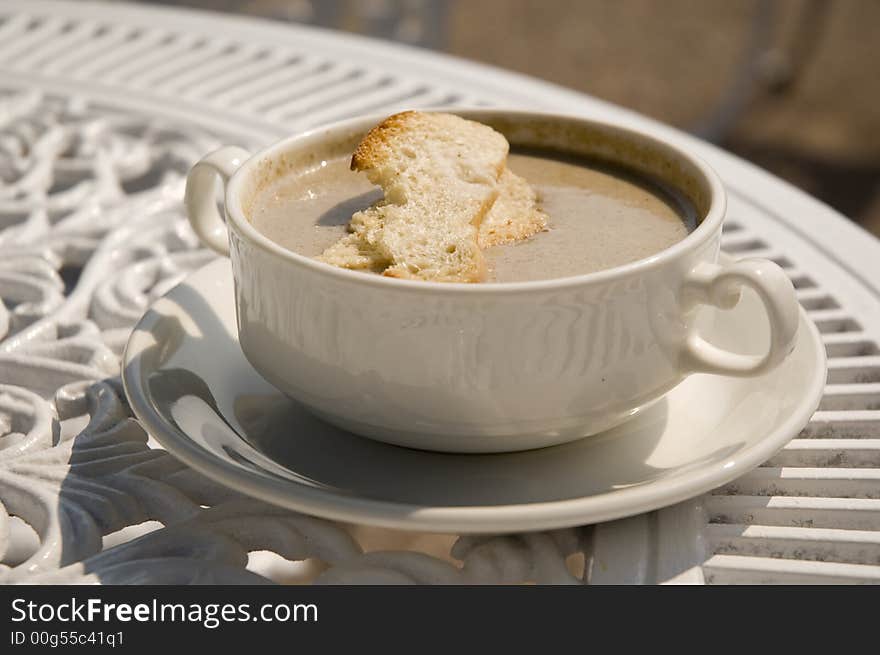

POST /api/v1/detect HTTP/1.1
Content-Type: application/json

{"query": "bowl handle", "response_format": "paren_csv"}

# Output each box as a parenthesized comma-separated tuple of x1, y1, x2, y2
(184, 146, 251, 256)
(681, 258, 799, 376)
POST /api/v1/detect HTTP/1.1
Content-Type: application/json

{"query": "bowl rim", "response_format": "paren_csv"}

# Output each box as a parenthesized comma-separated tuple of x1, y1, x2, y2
(224, 107, 727, 295)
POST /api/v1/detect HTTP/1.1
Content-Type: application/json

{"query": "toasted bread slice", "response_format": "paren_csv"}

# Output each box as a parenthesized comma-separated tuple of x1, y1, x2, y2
(479, 168, 548, 247)
(318, 232, 389, 273)
(317, 111, 508, 282)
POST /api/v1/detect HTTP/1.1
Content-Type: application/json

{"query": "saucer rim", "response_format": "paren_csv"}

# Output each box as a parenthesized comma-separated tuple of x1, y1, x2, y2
(122, 259, 826, 533)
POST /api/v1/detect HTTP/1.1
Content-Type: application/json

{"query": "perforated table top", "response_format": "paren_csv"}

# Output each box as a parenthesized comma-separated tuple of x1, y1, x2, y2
(1, 0, 878, 584)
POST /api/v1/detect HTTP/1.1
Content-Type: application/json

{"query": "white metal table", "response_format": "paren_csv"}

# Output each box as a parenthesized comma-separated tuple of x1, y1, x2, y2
(1, 0, 879, 584)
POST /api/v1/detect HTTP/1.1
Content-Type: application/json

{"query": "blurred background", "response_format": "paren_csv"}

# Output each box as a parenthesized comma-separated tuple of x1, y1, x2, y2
(129, 0, 879, 235)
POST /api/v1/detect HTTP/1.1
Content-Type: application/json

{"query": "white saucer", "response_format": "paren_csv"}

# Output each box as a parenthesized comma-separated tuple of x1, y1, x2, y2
(122, 259, 826, 533)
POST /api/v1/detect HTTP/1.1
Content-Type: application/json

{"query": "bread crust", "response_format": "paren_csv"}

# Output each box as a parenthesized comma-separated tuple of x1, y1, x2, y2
(350, 110, 419, 172)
